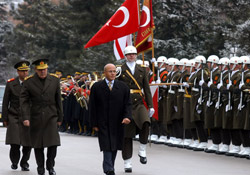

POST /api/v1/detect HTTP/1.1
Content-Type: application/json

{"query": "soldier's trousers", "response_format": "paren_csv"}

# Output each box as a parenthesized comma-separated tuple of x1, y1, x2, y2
(210, 128, 222, 144)
(230, 129, 241, 146)
(221, 129, 231, 145)
(10, 144, 31, 167)
(195, 121, 207, 142)
(240, 130, 250, 147)
(185, 128, 198, 140)
(34, 146, 57, 172)
(122, 122, 149, 160)
(172, 119, 183, 139)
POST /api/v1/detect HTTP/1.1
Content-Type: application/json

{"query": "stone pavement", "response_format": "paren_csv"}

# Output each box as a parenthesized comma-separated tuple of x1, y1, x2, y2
(0, 127, 249, 175)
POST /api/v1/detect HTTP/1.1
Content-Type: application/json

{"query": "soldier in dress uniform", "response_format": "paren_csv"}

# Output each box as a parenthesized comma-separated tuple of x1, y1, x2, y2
(2, 60, 32, 171)
(201, 55, 221, 153)
(118, 46, 154, 173)
(20, 59, 63, 175)
(232, 56, 250, 158)
(55, 70, 63, 79)
(183, 59, 199, 149)
(214, 57, 232, 154)
(152, 56, 168, 144)
(183, 55, 209, 151)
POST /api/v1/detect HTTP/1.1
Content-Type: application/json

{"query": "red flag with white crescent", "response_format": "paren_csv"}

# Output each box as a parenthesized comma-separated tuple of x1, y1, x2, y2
(135, 0, 154, 54)
(113, 34, 132, 60)
(84, 0, 139, 48)
(150, 85, 158, 120)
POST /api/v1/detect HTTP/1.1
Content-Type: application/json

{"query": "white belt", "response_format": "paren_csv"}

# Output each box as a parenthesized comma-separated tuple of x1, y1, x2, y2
(168, 90, 175, 94)
(178, 89, 185, 93)
(191, 87, 199, 92)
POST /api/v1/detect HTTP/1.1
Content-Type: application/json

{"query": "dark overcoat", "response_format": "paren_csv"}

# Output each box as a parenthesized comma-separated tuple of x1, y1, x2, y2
(2, 77, 31, 146)
(89, 79, 132, 151)
(20, 73, 63, 148)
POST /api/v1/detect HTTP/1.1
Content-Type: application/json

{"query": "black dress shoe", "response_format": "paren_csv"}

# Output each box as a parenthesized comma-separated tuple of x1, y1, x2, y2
(204, 149, 216, 153)
(38, 171, 45, 175)
(11, 164, 18, 170)
(106, 170, 115, 175)
(138, 155, 147, 164)
(48, 168, 56, 175)
(125, 168, 132, 173)
(21, 166, 30, 171)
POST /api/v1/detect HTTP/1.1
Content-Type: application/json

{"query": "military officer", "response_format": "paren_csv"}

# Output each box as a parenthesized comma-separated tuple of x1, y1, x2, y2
(118, 46, 154, 173)
(20, 59, 63, 175)
(2, 60, 32, 171)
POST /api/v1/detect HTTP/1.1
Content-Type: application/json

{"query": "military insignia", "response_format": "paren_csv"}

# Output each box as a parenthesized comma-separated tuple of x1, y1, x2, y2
(24, 75, 33, 81)
(246, 79, 250, 84)
(7, 78, 15, 82)
(186, 77, 189, 81)
(40, 61, 44, 65)
(50, 73, 59, 78)
(22, 63, 27, 67)
(226, 79, 229, 84)
(214, 76, 218, 81)
(161, 75, 167, 83)
(233, 80, 237, 85)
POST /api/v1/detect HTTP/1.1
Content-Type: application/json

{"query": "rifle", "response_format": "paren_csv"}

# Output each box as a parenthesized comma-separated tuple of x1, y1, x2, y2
(198, 63, 204, 105)
(206, 67, 213, 107)
(238, 67, 244, 110)
(225, 66, 232, 112)
(215, 71, 223, 109)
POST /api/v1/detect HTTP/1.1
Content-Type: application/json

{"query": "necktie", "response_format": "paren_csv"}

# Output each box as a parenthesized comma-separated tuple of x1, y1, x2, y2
(108, 81, 112, 91)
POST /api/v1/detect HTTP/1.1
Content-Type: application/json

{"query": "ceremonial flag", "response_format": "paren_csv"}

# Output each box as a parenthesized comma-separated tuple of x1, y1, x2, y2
(84, 0, 139, 48)
(150, 85, 159, 120)
(135, 0, 154, 54)
(113, 34, 132, 60)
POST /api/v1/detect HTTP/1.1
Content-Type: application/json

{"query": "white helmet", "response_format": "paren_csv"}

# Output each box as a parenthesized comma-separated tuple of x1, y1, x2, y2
(168, 58, 179, 72)
(229, 56, 239, 70)
(144, 61, 149, 67)
(157, 56, 167, 63)
(136, 59, 143, 65)
(194, 55, 206, 64)
(240, 56, 250, 65)
(179, 58, 189, 66)
(187, 59, 196, 73)
(218, 57, 230, 70)
(207, 55, 219, 64)
(124, 46, 137, 55)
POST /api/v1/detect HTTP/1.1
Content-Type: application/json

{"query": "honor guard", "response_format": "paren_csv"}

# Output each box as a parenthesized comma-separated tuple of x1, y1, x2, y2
(118, 46, 154, 173)
(2, 60, 32, 171)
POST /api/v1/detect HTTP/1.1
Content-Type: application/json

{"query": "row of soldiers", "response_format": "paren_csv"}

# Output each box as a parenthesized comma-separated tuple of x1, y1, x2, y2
(135, 55, 250, 159)
(56, 71, 97, 137)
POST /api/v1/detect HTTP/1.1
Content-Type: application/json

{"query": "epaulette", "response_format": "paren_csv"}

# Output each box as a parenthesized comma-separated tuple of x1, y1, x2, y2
(140, 65, 147, 68)
(7, 78, 15, 83)
(50, 73, 59, 78)
(24, 75, 33, 81)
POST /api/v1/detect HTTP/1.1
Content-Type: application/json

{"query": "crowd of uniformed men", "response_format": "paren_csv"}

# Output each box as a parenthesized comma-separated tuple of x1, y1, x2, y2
(59, 53, 250, 160)
(3, 51, 250, 175)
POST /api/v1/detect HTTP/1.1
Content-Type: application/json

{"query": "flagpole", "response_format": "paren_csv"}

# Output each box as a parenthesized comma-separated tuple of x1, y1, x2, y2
(134, 0, 141, 46)
(151, 28, 155, 81)
(142, 52, 145, 64)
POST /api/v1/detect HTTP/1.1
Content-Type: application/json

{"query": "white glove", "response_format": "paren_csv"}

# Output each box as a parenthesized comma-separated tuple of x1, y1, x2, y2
(199, 80, 205, 86)
(151, 81, 156, 84)
(196, 105, 202, 114)
(208, 81, 212, 88)
(239, 83, 244, 89)
(183, 82, 189, 88)
(156, 79, 161, 84)
(172, 81, 178, 86)
(148, 108, 155, 118)
(217, 83, 223, 89)
(174, 106, 178, 112)
(162, 85, 167, 88)
(151, 58, 156, 63)
(227, 84, 231, 90)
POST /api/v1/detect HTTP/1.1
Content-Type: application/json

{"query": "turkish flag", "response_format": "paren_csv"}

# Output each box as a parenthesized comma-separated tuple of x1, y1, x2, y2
(150, 85, 159, 120)
(135, 0, 154, 54)
(84, 0, 139, 48)
(113, 34, 132, 60)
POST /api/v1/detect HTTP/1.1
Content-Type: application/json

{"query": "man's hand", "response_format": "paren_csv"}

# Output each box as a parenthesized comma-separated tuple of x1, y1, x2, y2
(93, 127, 99, 132)
(23, 120, 30, 127)
(57, 122, 62, 126)
(3, 122, 8, 127)
(122, 118, 131, 125)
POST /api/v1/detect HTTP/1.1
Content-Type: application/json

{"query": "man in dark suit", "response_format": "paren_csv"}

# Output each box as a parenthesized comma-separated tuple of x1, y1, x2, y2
(20, 59, 63, 175)
(90, 64, 132, 175)
(2, 60, 32, 171)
